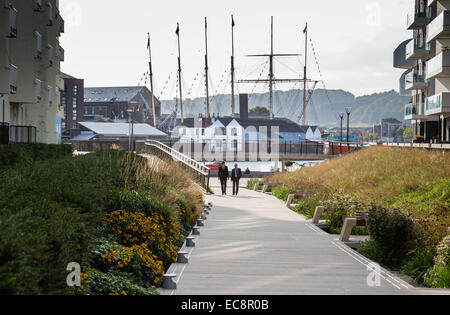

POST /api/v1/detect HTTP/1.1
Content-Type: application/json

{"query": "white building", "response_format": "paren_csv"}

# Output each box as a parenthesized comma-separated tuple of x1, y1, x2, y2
(0, 0, 65, 144)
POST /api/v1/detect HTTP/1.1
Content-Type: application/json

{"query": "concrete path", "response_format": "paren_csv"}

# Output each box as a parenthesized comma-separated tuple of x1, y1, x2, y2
(160, 179, 449, 295)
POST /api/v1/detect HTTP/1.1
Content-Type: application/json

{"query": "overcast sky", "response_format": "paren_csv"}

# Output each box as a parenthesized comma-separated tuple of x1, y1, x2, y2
(60, 0, 412, 99)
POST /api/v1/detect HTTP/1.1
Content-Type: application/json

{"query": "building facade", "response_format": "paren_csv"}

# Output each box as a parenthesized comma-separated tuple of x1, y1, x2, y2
(83, 86, 161, 125)
(0, 0, 64, 144)
(394, 0, 450, 142)
(60, 72, 84, 138)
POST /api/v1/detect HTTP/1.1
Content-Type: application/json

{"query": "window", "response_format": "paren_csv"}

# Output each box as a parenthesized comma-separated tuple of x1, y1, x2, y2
(47, 2, 53, 26)
(48, 45, 54, 66)
(35, 32, 42, 58)
(35, 79, 42, 100)
(215, 127, 226, 136)
(34, 0, 43, 11)
(9, 64, 18, 94)
(73, 86, 78, 96)
(48, 86, 53, 103)
(231, 128, 238, 137)
(9, 5, 17, 38)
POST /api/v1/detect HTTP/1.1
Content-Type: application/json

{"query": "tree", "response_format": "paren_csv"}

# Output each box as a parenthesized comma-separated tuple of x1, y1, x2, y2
(403, 127, 412, 139)
(249, 106, 270, 116)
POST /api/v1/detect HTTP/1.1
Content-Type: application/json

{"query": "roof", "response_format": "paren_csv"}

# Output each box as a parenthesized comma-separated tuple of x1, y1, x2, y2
(84, 86, 146, 103)
(78, 122, 167, 137)
(178, 116, 318, 134)
(60, 72, 77, 79)
(71, 132, 96, 141)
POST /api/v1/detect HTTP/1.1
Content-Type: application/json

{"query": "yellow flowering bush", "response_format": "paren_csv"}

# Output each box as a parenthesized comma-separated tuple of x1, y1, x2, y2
(104, 210, 181, 266)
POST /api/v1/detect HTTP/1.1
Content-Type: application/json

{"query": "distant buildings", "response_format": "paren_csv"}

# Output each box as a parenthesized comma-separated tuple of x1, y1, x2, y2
(394, 0, 449, 142)
(172, 94, 322, 153)
(60, 72, 84, 138)
(0, 0, 65, 144)
(83, 86, 161, 125)
(373, 118, 403, 142)
(73, 122, 167, 141)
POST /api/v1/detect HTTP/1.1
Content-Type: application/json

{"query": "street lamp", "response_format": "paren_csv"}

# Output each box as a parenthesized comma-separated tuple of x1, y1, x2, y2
(345, 107, 352, 147)
(127, 101, 138, 152)
(338, 112, 345, 153)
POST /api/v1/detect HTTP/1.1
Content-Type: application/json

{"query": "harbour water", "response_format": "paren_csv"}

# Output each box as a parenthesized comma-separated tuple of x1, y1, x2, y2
(202, 160, 323, 172)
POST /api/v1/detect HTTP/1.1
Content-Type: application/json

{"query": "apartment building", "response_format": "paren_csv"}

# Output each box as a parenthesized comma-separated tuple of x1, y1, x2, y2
(60, 72, 84, 139)
(0, 0, 64, 144)
(394, 0, 450, 142)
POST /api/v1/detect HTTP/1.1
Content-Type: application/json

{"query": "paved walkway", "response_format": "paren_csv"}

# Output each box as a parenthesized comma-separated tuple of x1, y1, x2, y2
(160, 179, 449, 295)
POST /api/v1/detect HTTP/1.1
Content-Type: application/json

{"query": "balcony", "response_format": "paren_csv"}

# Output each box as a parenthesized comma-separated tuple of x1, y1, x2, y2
(405, 70, 428, 90)
(406, 38, 430, 60)
(407, 7, 431, 30)
(394, 40, 417, 69)
(427, 10, 450, 43)
(426, 92, 450, 115)
(405, 103, 427, 120)
(9, 125, 37, 144)
(426, 50, 450, 79)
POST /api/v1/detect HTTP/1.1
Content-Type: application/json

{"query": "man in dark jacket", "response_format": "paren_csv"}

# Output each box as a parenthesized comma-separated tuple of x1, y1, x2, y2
(231, 163, 242, 196)
(218, 162, 229, 195)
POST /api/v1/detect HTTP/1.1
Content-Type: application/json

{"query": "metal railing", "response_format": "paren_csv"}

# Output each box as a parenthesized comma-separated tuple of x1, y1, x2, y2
(9, 125, 37, 143)
(0, 122, 9, 145)
(145, 140, 211, 192)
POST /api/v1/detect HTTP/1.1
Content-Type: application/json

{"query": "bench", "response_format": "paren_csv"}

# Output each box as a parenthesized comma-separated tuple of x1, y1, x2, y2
(286, 191, 312, 209)
(339, 211, 370, 242)
(262, 182, 282, 194)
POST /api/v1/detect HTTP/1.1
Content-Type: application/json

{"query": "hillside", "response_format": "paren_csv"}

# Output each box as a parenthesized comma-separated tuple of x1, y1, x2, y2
(161, 89, 410, 127)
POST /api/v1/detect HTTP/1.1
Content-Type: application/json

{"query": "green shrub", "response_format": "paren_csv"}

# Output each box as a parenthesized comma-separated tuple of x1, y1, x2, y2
(0, 150, 202, 294)
(366, 206, 419, 267)
(86, 269, 158, 295)
(272, 187, 294, 202)
(424, 233, 450, 288)
(0, 143, 72, 172)
(402, 247, 436, 285)
(358, 240, 385, 264)
(294, 197, 321, 218)
(284, 160, 294, 167)
(246, 179, 259, 190)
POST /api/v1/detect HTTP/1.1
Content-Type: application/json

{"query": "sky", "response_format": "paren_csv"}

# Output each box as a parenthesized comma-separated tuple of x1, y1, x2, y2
(59, 0, 412, 100)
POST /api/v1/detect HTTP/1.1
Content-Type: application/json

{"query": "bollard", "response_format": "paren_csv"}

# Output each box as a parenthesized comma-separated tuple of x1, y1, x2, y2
(162, 274, 177, 290)
(186, 237, 196, 247)
(177, 251, 189, 264)
(197, 219, 205, 227)
(193, 227, 201, 236)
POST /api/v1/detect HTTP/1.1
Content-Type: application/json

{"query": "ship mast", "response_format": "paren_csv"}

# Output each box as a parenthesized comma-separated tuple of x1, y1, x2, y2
(204, 17, 210, 118)
(231, 15, 236, 118)
(147, 33, 157, 127)
(302, 23, 308, 126)
(176, 23, 184, 123)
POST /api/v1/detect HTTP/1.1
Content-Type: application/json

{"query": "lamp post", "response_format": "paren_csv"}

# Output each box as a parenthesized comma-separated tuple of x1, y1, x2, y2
(338, 112, 345, 153)
(345, 107, 352, 148)
(127, 102, 138, 152)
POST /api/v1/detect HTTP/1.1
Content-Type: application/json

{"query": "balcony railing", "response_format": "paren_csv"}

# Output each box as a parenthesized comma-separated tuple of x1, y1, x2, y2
(9, 125, 37, 143)
(426, 92, 450, 115)
(407, 6, 432, 29)
(9, 6, 17, 38)
(405, 71, 428, 90)
(427, 10, 450, 43)
(426, 50, 450, 79)
(405, 102, 426, 119)
(0, 123, 9, 145)
(406, 38, 430, 60)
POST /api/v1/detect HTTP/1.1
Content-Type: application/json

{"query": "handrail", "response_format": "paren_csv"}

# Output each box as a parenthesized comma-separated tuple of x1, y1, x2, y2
(146, 140, 210, 175)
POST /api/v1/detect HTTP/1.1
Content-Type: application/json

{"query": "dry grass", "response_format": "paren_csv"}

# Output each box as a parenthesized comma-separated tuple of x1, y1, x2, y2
(270, 146, 450, 201)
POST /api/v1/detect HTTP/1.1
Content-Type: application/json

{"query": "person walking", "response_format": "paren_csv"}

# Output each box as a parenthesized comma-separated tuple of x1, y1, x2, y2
(231, 163, 242, 196)
(218, 161, 229, 195)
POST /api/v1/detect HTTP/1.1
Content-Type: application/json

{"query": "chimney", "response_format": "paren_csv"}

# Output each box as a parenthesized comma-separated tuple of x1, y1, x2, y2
(239, 94, 249, 120)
